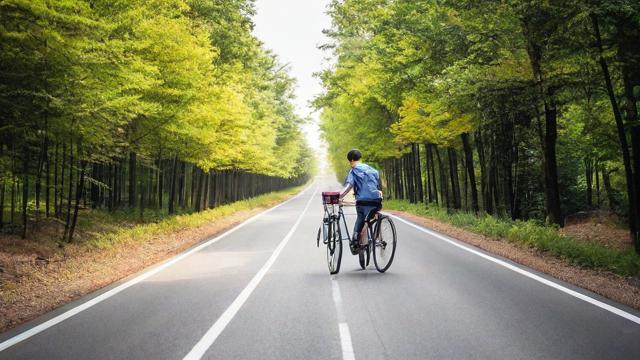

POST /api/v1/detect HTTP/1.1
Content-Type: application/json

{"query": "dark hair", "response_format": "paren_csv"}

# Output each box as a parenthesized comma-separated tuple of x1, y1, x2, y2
(347, 149, 362, 162)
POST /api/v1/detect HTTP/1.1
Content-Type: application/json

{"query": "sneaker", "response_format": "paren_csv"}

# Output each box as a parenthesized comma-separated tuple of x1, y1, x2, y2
(349, 238, 359, 255)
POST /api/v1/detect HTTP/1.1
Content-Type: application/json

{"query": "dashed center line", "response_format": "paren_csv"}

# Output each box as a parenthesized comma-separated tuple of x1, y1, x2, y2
(332, 277, 356, 360)
(182, 187, 318, 360)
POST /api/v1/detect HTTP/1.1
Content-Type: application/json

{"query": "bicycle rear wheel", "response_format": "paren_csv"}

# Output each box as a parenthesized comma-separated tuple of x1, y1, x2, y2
(373, 216, 397, 273)
(327, 220, 343, 274)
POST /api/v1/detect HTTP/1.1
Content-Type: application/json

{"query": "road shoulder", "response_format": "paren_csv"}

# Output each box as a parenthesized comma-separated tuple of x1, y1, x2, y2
(386, 210, 640, 311)
(0, 186, 307, 334)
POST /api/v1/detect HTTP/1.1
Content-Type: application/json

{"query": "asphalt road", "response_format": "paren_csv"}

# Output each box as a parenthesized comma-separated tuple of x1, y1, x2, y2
(1, 175, 639, 359)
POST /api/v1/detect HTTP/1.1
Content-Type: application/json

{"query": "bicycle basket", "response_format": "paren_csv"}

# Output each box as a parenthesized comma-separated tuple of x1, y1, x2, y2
(322, 191, 341, 205)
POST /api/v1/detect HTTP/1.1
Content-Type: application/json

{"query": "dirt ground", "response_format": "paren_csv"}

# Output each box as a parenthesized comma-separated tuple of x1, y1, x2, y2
(561, 212, 634, 252)
(386, 210, 640, 311)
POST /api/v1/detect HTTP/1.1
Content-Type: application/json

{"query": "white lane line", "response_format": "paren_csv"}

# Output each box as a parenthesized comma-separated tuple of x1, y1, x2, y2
(339, 323, 356, 360)
(389, 214, 640, 325)
(0, 184, 314, 353)
(182, 187, 318, 360)
(331, 278, 343, 304)
(331, 278, 356, 360)
(331, 279, 345, 321)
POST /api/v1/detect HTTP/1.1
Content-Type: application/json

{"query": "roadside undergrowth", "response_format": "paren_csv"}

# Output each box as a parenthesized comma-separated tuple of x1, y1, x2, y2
(89, 185, 307, 249)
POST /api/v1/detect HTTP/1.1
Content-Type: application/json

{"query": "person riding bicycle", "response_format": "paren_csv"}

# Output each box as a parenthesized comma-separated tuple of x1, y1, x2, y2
(339, 149, 383, 254)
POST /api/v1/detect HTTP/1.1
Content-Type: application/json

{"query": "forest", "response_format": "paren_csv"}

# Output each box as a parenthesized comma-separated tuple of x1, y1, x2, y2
(0, 0, 313, 242)
(316, 0, 640, 254)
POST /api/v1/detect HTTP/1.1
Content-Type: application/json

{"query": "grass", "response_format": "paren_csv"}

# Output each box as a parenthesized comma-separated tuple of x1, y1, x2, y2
(88, 185, 307, 249)
(385, 200, 640, 277)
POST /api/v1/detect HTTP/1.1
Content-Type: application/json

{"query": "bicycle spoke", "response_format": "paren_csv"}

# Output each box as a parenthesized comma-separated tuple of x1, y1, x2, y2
(373, 216, 396, 273)
(326, 220, 342, 274)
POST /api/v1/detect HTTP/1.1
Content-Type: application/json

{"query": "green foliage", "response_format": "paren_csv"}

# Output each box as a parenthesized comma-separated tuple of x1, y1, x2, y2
(317, 0, 640, 255)
(0, 0, 313, 177)
(0, 0, 315, 242)
(386, 200, 640, 276)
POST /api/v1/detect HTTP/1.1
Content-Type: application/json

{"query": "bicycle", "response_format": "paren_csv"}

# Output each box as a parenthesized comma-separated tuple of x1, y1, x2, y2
(317, 192, 397, 274)
(317, 192, 345, 274)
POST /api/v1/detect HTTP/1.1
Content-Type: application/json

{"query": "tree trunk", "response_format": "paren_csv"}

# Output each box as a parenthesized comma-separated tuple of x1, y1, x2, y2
(585, 158, 593, 208)
(435, 146, 449, 209)
(209, 171, 215, 206)
(424, 144, 434, 203)
(234, 171, 240, 201)
(108, 163, 115, 211)
(68, 151, 87, 243)
(190, 165, 197, 209)
(146, 162, 152, 208)
(408, 152, 415, 203)
(622, 74, 640, 245)
(595, 160, 601, 207)
(203, 171, 210, 209)
(413, 144, 424, 203)
(128, 151, 137, 208)
(91, 163, 99, 208)
(115, 162, 121, 207)
(140, 164, 146, 219)
(178, 161, 185, 208)
(618, 19, 640, 253)
(59, 143, 66, 217)
(511, 140, 522, 220)
(194, 168, 203, 211)
(157, 158, 163, 209)
(523, 19, 562, 225)
(476, 129, 491, 214)
(119, 161, 125, 206)
(542, 97, 562, 225)
(394, 159, 400, 200)
(21, 145, 29, 239)
(602, 165, 617, 210)
(448, 148, 461, 209)
(461, 133, 479, 213)
(0, 180, 4, 230)
(53, 143, 59, 216)
(168, 154, 178, 214)
(489, 138, 499, 214)
(591, 14, 638, 251)
(427, 144, 438, 205)
(461, 150, 468, 211)
(35, 138, 45, 221)
(63, 141, 74, 241)
(44, 138, 50, 217)
(11, 177, 16, 226)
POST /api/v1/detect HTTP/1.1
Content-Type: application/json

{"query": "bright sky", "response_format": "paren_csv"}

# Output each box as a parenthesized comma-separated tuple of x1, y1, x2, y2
(253, 0, 332, 169)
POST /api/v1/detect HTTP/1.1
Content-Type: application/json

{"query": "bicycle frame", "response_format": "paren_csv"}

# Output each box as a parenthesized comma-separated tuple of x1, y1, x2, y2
(325, 203, 379, 248)
(321, 203, 351, 245)
(355, 209, 383, 256)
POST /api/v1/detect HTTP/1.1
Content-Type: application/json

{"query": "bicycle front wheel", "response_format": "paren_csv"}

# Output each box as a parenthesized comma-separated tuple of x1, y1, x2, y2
(373, 216, 397, 273)
(327, 220, 343, 274)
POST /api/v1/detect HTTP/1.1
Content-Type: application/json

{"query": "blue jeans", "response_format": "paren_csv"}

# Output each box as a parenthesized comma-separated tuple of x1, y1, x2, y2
(353, 201, 381, 242)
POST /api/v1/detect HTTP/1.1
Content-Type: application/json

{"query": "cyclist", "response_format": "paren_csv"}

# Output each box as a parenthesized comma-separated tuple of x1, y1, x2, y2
(339, 149, 383, 254)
